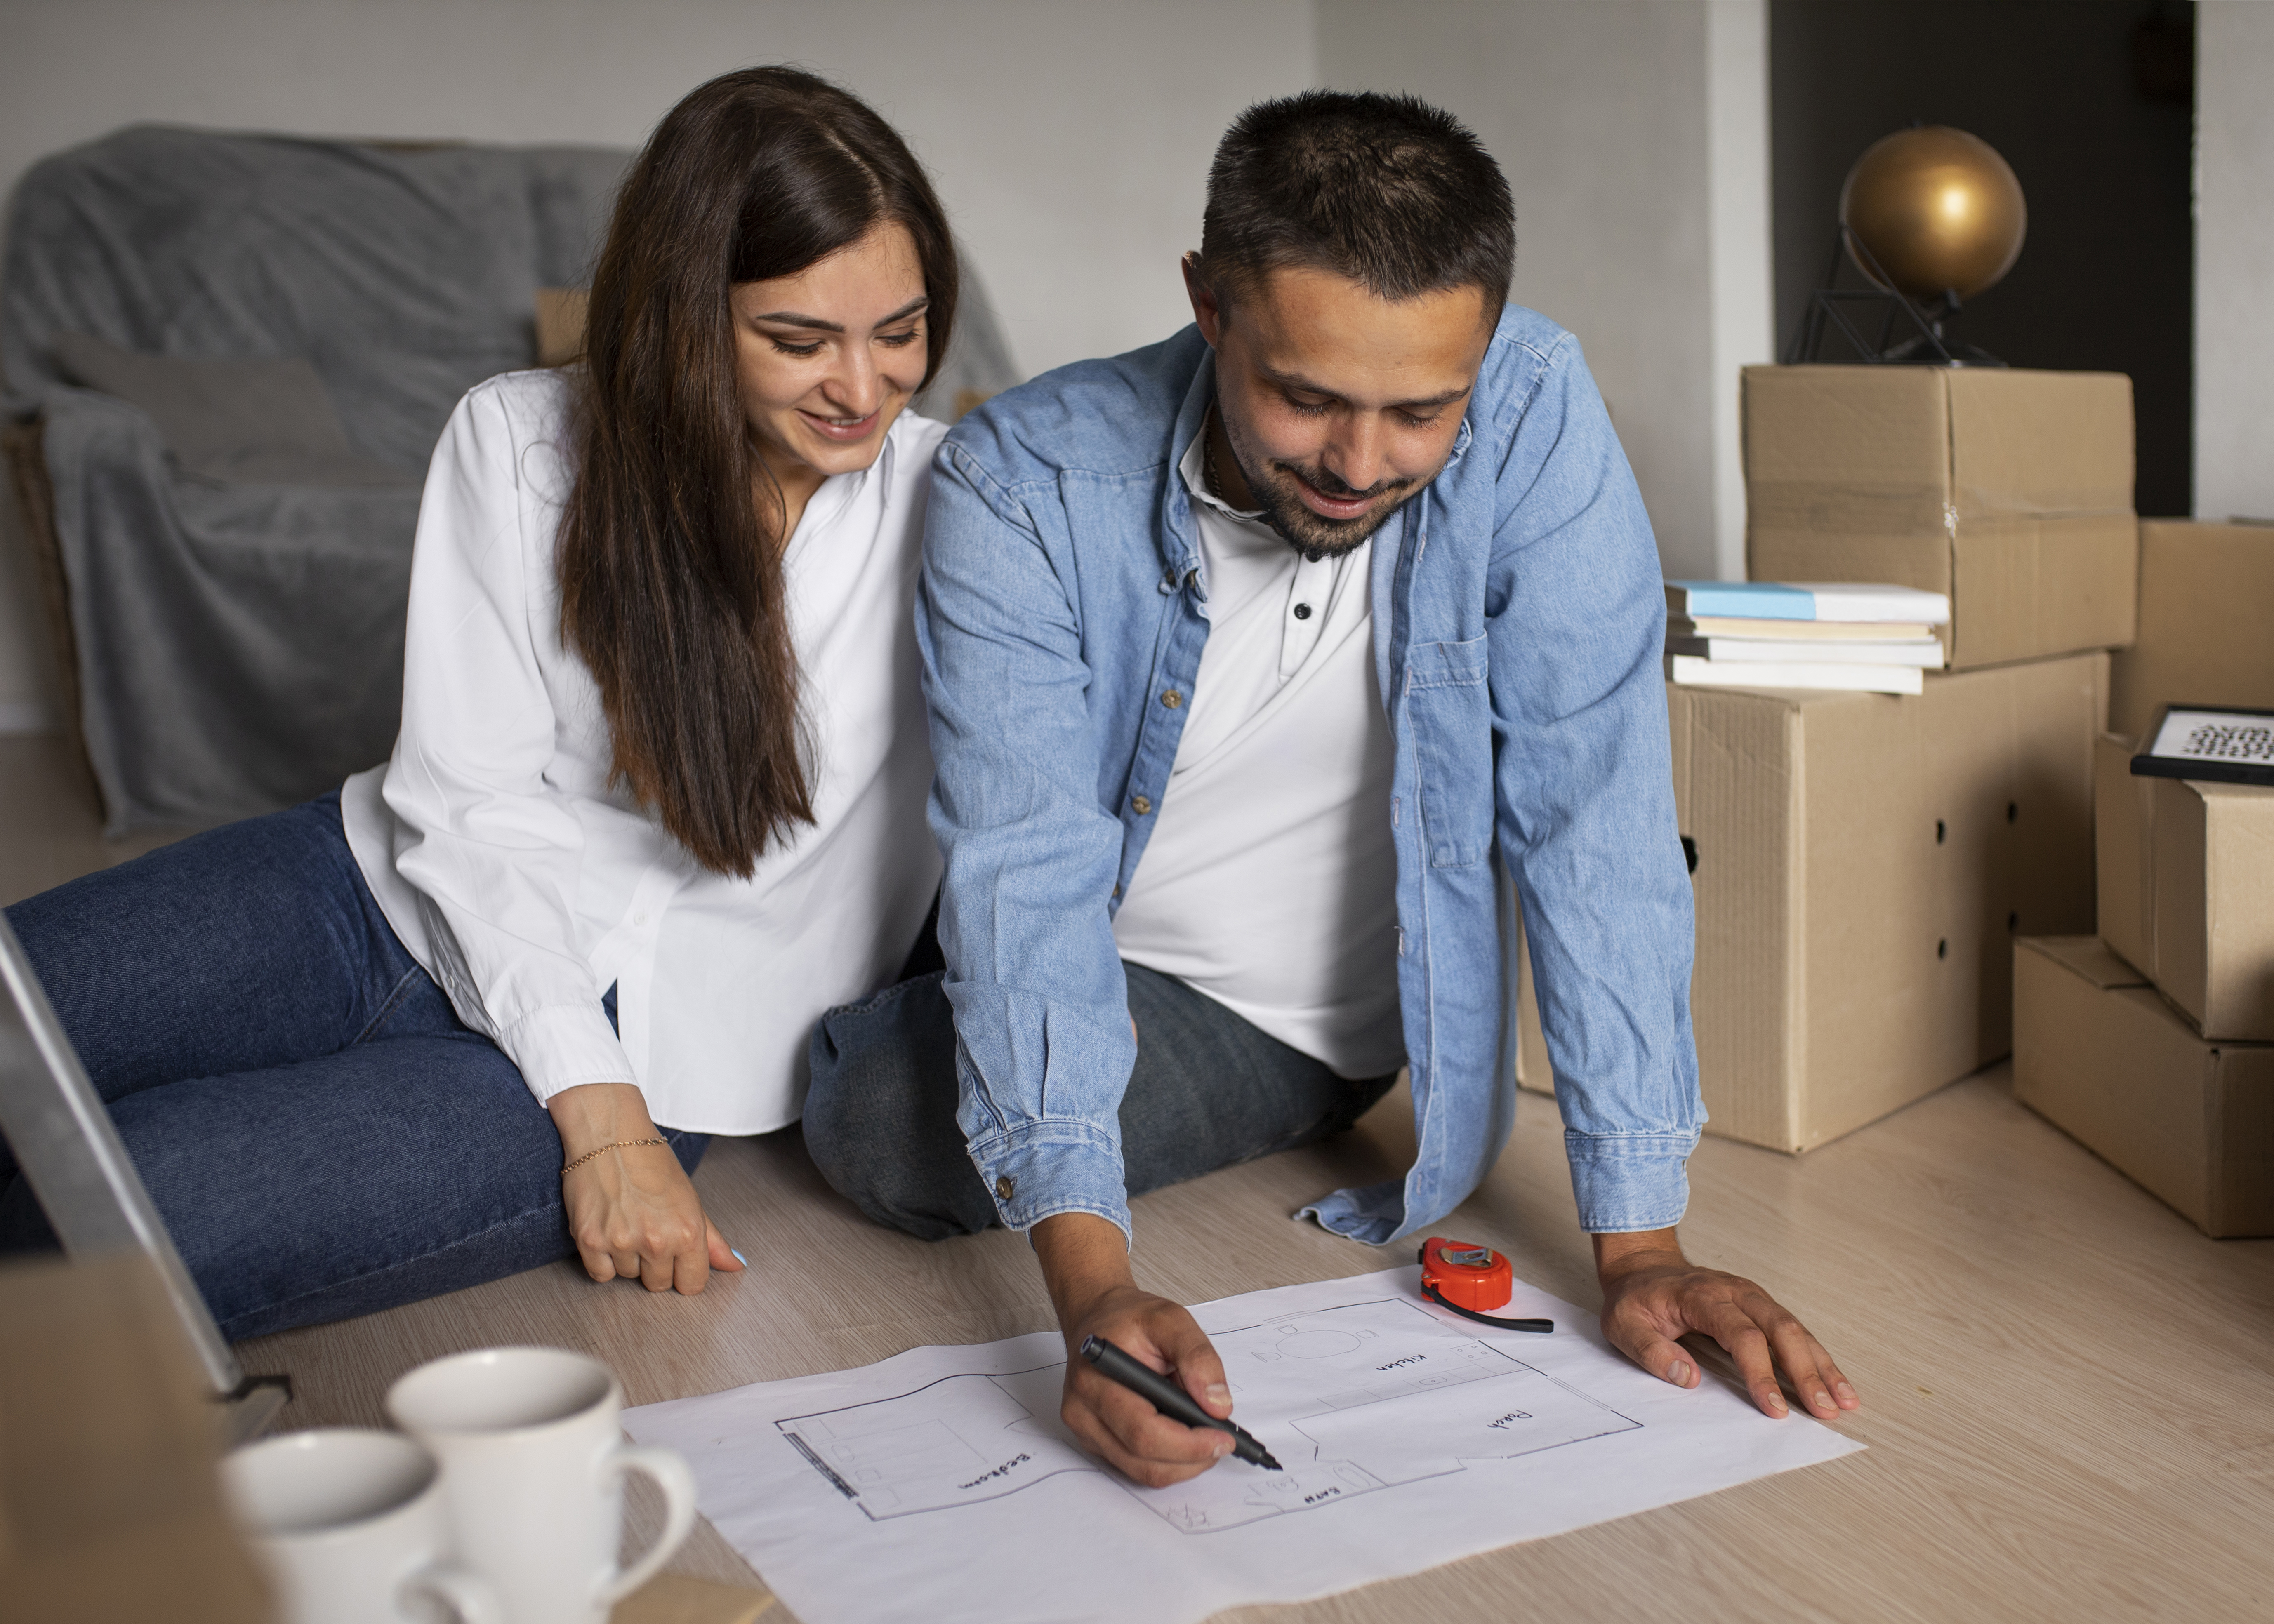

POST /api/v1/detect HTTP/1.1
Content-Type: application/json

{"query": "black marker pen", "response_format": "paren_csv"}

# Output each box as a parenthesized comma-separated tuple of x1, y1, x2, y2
(1079, 1335, 1283, 1471)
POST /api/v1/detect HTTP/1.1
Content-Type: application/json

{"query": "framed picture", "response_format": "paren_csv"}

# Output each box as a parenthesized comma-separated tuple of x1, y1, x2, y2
(2131, 705, 2274, 787)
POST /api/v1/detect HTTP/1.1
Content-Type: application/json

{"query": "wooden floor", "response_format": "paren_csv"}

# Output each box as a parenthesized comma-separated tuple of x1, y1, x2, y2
(0, 734, 188, 903)
(8, 730, 2273, 1622)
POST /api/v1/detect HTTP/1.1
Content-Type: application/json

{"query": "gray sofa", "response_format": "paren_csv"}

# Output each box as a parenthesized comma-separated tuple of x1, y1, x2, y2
(1, 124, 1015, 834)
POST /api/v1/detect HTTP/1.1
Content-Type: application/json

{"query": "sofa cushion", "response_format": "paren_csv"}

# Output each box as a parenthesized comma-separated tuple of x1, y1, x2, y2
(533, 287, 588, 368)
(49, 332, 413, 487)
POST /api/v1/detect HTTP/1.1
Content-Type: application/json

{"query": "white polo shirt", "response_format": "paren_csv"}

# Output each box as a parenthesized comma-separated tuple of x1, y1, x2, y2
(1108, 427, 1405, 1079)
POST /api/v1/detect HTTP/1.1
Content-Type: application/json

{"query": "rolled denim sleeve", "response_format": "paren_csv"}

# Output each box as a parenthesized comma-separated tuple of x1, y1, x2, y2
(1484, 335, 1704, 1232)
(914, 439, 1141, 1243)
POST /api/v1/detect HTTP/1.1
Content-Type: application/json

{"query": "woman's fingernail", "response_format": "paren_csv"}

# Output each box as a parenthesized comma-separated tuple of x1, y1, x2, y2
(1667, 1361, 1692, 1386)
(1207, 1383, 1231, 1407)
(730, 1248, 748, 1266)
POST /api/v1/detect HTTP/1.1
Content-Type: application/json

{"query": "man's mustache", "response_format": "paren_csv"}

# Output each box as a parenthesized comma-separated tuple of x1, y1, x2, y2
(1273, 460, 1415, 503)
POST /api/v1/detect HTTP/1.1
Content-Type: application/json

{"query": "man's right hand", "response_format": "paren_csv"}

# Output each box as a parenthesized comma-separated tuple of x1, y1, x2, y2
(1034, 1212, 1234, 1488)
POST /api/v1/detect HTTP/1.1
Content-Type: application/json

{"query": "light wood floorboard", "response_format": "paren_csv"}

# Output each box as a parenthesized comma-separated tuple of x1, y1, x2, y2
(0, 734, 195, 906)
(7, 735, 2271, 1620)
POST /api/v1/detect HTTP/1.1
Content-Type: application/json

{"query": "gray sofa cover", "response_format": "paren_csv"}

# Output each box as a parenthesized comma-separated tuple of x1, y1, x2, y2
(2, 123, 1016, 835)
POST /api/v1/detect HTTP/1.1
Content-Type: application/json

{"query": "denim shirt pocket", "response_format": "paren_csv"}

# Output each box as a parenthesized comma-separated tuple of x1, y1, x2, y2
(1406, 633, 1492, 869)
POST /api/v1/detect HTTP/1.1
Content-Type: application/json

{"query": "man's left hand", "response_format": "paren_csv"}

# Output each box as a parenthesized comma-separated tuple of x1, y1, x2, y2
(1594, 1228, 1860, 1422)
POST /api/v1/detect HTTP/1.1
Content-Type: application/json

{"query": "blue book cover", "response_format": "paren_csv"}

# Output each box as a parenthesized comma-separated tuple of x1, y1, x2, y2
(1664, 581, 1815, 621)
(1666, 581, 1952, 624)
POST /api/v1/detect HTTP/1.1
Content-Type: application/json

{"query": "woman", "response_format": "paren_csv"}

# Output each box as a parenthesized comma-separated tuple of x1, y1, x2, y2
(0, 66, 956, 1338)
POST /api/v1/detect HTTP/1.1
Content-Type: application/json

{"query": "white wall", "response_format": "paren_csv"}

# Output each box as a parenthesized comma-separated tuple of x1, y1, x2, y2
(1704, 0, 1773, 583)
(1316, 0, 1767, 583)
(0, 0, 1315, 380)
(2196, 1, 2274, 522)
(0, 0, 1770, 733)
(0, 0, 1317, 730)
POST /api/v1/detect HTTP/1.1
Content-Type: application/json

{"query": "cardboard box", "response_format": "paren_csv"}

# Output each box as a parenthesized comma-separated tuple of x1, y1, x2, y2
(2109, 520, 2274, 741)
(534, 285, 589, 367)
(2013, 936, 2274, 1238)
(2095, 733, 2156, 977)
(1520, 653, 2107, 1151)
(1742, 366, 2136, 670)
(0, 1253, 272, 1622)
(2093, 733, 2274, 1039)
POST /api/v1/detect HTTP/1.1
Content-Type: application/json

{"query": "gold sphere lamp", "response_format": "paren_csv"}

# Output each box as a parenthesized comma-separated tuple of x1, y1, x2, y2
(1785, 125, 2028, 367)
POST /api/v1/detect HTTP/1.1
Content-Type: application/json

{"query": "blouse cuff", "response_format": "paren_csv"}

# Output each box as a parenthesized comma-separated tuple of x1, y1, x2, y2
(499, 1003, 639, 1107)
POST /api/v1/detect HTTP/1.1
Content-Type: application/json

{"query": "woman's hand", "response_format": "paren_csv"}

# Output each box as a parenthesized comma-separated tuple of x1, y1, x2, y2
(548, 1082, 745, 1294)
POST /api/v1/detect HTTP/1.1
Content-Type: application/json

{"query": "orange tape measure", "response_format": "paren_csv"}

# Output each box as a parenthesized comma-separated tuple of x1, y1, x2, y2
(1416, 1237, 1553, 1333)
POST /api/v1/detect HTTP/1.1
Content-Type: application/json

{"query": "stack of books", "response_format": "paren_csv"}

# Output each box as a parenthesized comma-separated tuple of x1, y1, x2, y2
(1662, 581, 1950, 694)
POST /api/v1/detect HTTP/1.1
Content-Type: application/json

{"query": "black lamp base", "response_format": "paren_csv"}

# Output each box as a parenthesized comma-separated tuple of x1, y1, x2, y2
(1878, 331, 2007, 367)
(1781, 228, 2008, 368)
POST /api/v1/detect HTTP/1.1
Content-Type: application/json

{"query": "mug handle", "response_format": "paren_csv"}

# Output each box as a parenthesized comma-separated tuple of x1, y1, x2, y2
(596, 1444, 699, 1607)
(403, 1561, 502, 1624)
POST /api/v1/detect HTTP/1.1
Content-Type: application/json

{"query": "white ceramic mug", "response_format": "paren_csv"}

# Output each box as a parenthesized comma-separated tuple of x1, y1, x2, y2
(222, 1428, 500, 1624)
(386, 1346, 696, 1624)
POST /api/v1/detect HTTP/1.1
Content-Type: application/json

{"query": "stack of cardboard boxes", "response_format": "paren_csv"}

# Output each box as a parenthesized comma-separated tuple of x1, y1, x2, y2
(1520, 364, 2136, 1156)
(2013, 522, 2274, 1237)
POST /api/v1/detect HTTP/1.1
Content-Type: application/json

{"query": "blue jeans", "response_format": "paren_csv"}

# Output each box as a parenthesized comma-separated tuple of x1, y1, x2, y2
(803, 963, 1398, 1242)
(0, 793, 705, 1340)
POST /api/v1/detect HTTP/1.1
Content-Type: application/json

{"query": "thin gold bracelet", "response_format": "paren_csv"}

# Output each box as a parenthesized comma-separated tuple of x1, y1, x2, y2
(561, 1137, 669, 1176)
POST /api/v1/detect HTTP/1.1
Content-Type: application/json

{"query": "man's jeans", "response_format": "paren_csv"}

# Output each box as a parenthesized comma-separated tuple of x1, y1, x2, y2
(804, 965, 1398, 1241)
(0, 792, 705, 1340)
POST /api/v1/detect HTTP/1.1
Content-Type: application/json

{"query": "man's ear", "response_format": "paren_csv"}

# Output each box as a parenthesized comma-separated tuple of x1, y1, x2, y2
(1181, 253, 1224, 348)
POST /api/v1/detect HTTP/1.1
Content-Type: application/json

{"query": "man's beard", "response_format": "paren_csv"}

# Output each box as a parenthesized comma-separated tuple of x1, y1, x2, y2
(1219, 409, 1423, 561)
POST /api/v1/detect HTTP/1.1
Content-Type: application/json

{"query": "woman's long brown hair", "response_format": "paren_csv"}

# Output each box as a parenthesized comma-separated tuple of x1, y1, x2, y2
(558, 67, 958, 877)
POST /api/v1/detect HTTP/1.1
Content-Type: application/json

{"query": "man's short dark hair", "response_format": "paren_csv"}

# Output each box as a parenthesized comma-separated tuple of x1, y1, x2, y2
(1199, 91, 1513, 311)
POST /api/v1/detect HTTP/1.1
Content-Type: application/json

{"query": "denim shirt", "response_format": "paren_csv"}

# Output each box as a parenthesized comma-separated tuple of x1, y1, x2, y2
(916, 305, 1703, 1248)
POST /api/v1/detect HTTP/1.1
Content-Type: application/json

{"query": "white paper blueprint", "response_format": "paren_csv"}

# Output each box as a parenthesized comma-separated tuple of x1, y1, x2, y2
(624, 1267, 1864, 1624)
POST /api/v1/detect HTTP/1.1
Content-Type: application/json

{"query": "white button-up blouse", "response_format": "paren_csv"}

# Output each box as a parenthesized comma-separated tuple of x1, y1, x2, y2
(342, 370, 946, 1134)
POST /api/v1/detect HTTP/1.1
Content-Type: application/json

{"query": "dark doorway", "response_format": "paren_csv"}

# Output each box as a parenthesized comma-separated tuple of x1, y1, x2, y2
(1771, 2, 2195, 516)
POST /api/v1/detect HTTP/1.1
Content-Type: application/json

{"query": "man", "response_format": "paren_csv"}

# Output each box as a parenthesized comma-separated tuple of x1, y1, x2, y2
(804, 90, 1858, 1488)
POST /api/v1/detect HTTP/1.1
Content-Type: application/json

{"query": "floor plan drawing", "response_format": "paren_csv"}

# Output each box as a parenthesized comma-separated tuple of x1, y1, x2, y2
(624, 1267, 1865, 1624)
(775, 1365, 1091, 1519)
(776, 1297, 1640, 1532)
